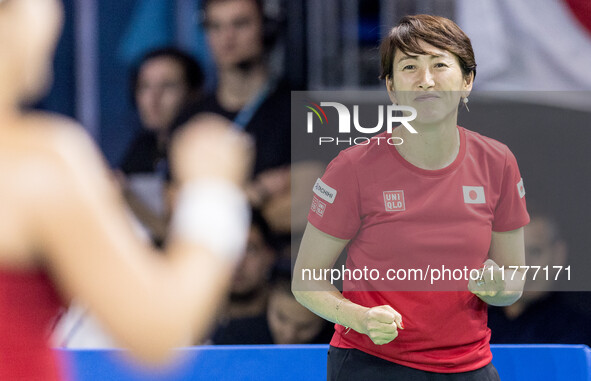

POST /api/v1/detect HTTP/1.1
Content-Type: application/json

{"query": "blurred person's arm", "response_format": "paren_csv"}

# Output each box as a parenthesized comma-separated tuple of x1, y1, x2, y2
(468, 227, 526, 306)
(292, 223, 403, 346)
(31, 114, 252, 364)
(111, 169, 169, 245)
(121, 184, 169, 244)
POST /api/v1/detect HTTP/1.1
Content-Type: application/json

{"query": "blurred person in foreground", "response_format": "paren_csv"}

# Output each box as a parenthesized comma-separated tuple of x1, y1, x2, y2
(214, 271, 333, 345)
(293, 15, 529, 380)
(0, 0, 253, 379)
(119, 47, 205, 245)
(488, 208, 591, 345)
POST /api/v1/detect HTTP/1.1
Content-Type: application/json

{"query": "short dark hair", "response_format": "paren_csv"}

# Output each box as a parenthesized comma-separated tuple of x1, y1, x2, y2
(200, 0, 284, 52)
(379, 14, 476, 81)
(130, 47, 204, 100)
(201, 0, 264, 20)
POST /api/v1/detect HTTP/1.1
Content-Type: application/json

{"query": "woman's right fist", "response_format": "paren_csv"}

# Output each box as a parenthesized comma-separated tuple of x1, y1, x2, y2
(171, 113, 254, 186)
(360, 305, 404, 345)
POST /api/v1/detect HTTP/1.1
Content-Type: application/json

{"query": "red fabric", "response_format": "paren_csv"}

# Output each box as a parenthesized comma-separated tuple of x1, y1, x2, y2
(0, 269, 65, 380)
(564, 0, 591, 35)
(308, 127, 529, 373)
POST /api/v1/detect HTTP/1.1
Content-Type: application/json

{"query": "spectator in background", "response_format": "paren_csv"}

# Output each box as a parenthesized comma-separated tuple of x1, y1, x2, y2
(224, 207, 277, 320)
(119, 47, 204, 244)
(488, 208, 591, 345)
(213, 271, 333, 345)
(175, 0, 293, 237)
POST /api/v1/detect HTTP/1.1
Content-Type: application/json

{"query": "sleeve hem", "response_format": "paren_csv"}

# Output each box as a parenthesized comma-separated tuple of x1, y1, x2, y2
(308, 219, 355, 241)
(492, 216, 530, 233)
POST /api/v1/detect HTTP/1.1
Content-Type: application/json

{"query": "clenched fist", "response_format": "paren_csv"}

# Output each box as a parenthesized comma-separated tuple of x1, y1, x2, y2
(468, 259, 506, 298)
(170, 113, 254, 186)
(360, 305, 404, 345)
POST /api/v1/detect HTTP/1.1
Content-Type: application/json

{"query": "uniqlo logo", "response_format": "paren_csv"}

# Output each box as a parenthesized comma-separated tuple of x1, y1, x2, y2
(311, 196, 326, 217)
(384, 190, 405, 212)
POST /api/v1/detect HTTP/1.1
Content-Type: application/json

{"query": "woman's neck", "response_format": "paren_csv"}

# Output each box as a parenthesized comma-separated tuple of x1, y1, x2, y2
(393, 113, 460, 170)
(216, 63, 269, 112)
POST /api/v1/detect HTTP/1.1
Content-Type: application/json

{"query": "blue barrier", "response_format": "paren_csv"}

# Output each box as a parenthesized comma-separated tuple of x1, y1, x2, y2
(491, 345, 591, 381)
(56, 344, 591, 381)
(57, 345, 327, 381)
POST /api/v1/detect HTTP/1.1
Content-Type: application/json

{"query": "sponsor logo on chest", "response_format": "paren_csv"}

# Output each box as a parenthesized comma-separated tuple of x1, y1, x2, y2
(383, 190, 405, 212)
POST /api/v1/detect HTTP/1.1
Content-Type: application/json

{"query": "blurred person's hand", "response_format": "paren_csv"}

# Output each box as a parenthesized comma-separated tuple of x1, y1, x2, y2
(171, 113, 254, 186)
(255, 166, 290, 197)
(246, 166, 291, 233)
(247, 166, 290, 207)
(261, 193, 291, 233)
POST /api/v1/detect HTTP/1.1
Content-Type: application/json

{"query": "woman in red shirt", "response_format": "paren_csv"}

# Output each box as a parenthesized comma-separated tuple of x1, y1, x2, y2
(0, 0, 253, 379)
(293, 14, 529, 380)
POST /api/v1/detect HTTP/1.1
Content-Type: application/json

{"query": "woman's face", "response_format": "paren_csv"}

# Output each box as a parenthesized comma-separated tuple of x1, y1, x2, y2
(135, 57, 190, 131)
(4, 0, 64, 101)
(387, 40, 473, 126)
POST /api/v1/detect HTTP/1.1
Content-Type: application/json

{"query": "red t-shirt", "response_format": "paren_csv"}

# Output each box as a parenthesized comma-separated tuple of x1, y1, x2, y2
(307, 127, 530, 373)
(0, 269, 65, 380)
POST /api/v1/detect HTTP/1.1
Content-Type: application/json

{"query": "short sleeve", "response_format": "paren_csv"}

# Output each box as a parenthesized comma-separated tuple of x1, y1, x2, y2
(307, 151, 361, 239)
(492, 147, 530, 232)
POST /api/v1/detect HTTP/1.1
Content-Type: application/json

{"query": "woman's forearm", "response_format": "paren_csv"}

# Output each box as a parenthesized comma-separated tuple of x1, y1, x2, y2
(292, 280, 369, 335)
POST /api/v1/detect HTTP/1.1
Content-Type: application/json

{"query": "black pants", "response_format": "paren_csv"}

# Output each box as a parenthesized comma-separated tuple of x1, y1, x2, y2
(327, 346, 500, 381)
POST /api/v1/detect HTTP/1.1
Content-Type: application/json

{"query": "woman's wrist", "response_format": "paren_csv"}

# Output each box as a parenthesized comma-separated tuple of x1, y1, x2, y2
(335, 298, 369, 334)
(170, 180, 250, 264)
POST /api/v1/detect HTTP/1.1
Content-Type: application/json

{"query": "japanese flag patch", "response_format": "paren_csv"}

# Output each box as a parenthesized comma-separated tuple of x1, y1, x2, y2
(463, 186, 485, 204)
(517, 178, 526, 198)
